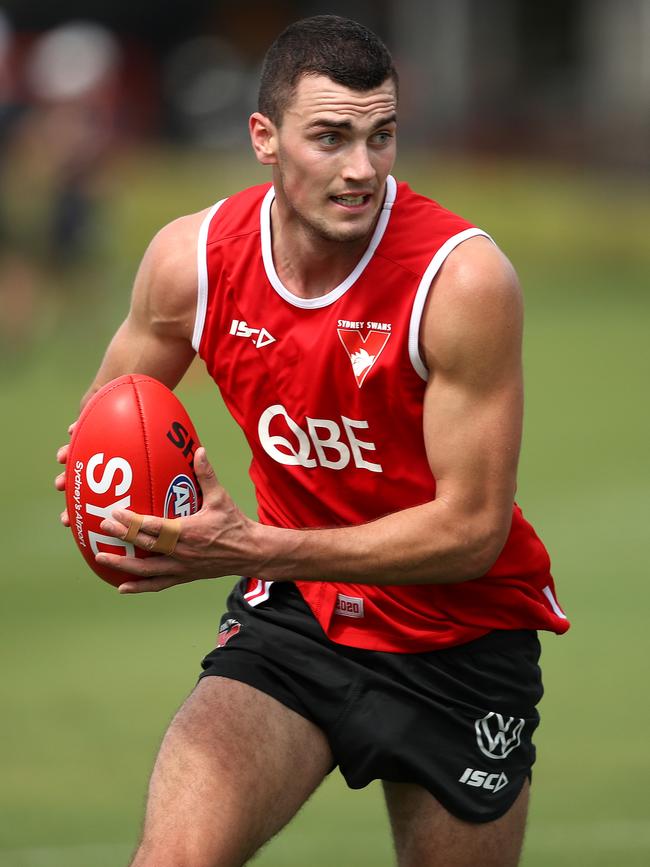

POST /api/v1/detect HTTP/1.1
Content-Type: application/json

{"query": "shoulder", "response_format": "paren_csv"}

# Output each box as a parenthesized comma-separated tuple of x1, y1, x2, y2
(130, 208, 213, 339)
(434, 235, 521, 311)
(136, 209, 209, 308)
(422, 236, 523, 377)
(141, 208, 210, 292)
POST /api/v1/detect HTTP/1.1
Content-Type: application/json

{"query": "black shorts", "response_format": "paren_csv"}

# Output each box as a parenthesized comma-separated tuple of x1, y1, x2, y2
(199, 581, 543, 823)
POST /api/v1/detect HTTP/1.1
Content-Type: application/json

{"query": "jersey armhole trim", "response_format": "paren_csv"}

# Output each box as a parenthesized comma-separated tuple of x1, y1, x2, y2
(408, 228, 494, 380)
(192, 198, 227, 352)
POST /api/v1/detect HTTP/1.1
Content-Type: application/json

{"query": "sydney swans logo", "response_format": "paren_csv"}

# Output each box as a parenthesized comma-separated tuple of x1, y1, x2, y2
(337, 321, 391, 387)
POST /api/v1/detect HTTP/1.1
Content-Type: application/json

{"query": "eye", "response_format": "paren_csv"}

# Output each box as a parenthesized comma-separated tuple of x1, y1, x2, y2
(372, 131, 393, 146)
(318, 133, 340, 147)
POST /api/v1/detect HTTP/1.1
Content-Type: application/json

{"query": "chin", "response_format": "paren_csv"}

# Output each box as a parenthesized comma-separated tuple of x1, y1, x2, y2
(320, 227, 368, 244)
(312, 215, 376, 245)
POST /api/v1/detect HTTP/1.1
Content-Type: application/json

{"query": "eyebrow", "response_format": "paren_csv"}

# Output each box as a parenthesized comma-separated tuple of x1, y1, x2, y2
(305, 113, 397, 132)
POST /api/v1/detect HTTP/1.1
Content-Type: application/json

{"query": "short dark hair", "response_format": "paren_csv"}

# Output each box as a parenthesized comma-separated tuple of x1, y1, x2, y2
(258, 15, 398, 125)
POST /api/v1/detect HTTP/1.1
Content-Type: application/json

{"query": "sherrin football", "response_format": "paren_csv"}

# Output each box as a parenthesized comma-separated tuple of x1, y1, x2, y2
(65, 374, 202, 587)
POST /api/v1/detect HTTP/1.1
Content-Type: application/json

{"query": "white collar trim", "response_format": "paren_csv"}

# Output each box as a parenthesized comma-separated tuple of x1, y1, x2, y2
(260, 175, 397, 309)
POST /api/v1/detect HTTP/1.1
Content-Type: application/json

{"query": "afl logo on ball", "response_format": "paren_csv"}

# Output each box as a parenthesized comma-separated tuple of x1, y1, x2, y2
(164, 474, 199, 519)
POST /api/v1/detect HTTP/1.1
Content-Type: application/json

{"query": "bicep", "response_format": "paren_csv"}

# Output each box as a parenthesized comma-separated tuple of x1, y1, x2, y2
(82, 213, 205, 408)
(423, 365, 522, 518)
(421, 239, 523, 536)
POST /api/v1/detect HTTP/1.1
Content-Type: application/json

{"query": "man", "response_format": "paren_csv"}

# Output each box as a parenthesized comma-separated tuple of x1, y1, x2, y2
(56, 15, 569, 867)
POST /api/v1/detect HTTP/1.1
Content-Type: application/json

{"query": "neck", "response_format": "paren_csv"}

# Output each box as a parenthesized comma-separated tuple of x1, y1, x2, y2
(269, 190, 381, 300)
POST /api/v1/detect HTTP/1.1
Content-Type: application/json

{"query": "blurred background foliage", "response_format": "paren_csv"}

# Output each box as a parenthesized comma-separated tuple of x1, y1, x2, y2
(0, 2, 649, 866)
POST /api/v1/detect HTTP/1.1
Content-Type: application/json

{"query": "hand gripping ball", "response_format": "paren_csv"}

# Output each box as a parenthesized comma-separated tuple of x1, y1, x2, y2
(65, 374, 202, 586)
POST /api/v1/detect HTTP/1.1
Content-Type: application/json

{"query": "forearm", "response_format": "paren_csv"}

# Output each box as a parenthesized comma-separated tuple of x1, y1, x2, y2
(81, 320, 195, 409)
(253, 499, 505, 586)
(96, 453, 510, 594)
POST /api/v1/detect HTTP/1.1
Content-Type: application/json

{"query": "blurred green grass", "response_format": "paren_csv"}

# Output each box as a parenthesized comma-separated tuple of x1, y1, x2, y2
(1, 150, 648, 866)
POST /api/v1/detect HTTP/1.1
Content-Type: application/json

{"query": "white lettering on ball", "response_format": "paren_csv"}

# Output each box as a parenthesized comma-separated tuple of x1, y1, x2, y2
(86, 453, 133, 497)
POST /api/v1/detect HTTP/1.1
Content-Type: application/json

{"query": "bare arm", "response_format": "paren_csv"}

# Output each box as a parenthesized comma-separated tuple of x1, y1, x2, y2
(56, 210, 207, 518)
(255, 236, 522, 584)
(80, 211, 207, 407)
(101, 236, 524, 591)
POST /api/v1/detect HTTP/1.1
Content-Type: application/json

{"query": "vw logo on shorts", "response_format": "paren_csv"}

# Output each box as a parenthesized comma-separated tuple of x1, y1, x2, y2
(475, 712, 525, 759)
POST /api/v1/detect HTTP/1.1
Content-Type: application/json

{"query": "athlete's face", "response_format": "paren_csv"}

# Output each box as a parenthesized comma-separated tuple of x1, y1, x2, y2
(251, 74, 397, 245)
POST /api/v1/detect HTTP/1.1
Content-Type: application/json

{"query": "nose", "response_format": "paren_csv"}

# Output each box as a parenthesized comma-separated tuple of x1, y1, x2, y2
(342, 143, 376, 184)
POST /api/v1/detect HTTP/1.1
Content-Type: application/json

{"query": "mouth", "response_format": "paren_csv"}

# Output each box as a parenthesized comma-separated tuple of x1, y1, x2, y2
(330, 193, 373, 210)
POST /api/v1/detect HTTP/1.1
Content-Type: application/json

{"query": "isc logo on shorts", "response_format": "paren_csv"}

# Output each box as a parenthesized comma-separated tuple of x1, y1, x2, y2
(335, 594, 365, 618)
(459, 768, 509, 793)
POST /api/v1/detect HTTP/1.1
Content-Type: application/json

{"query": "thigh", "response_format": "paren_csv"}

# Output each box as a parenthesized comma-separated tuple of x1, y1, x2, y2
(383, 779, 529, 867)
(130, 676, 333, 867)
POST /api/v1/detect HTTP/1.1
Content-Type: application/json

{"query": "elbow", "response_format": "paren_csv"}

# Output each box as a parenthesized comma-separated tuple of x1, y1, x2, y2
(80, 384, 101, 412)
(450, 515, 510, 582)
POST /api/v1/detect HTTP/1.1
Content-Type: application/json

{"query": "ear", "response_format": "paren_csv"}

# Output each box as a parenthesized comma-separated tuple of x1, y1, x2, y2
(249, 112, 278, 165)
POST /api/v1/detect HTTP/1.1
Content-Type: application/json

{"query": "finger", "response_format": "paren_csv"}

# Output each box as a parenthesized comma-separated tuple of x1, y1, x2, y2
(150, 519, 181, 555)
(61, 510, 70, 527)
(118, 576, 191, 594)
(95, 550, 178, 578)
(110, 509, 165, 538)
(56, 444, 70, 464)
(194, 446, 220, 501)
(122, 513, 144, 543)
(55, 472, 66, 491)
(101, 516, 159, 553)
(101, 511, 182, 556)
(68, 421, 78, 435)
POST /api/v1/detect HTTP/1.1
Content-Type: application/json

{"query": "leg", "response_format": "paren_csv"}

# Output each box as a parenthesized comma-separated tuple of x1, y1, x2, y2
(130, 676, 333, 867)
(383, 779, 530, 867)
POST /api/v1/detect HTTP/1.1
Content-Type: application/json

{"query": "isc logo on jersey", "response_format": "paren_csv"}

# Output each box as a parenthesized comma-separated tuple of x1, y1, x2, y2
(258, 404, 382, 473)
(164, 474, 199, 518)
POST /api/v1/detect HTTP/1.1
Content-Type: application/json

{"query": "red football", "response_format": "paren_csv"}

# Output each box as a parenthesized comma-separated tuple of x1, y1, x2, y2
(65, 374, 202, 587)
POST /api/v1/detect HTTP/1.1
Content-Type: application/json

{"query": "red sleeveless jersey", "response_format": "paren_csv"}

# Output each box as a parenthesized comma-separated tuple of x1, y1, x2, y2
(193, 176, 569, 652)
